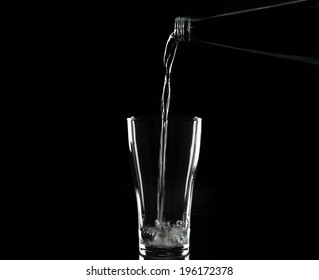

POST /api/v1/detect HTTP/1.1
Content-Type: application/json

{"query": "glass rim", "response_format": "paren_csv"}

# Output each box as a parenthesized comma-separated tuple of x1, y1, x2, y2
(127, 115, 201, 121)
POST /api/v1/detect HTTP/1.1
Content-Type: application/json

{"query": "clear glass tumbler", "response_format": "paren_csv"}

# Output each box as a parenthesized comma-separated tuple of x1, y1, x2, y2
(127, 116, 202, 259)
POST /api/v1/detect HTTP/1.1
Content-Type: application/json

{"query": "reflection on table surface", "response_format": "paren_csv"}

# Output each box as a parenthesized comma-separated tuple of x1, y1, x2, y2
(139, 254, 189, 260)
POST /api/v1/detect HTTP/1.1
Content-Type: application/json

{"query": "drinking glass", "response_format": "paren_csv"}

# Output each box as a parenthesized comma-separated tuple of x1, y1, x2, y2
(127, 116, 202, 259)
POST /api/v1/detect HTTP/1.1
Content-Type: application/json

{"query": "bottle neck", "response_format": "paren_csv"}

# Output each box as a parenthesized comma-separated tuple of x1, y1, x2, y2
(174, 17, 191, 42)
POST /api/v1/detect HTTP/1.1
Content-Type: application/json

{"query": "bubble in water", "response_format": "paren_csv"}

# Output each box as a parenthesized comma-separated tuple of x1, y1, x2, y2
(141, 220, 189, 248)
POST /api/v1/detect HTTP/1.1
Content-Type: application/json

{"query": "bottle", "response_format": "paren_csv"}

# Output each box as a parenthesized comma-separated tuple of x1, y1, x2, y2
(174, 0, 319, 65)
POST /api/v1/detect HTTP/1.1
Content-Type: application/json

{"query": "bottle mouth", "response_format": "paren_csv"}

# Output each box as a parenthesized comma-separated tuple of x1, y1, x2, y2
(174, 17, 191, 41)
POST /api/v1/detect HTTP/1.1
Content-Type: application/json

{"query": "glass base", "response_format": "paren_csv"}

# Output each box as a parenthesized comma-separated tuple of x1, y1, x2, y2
(139, 244, 189, 259)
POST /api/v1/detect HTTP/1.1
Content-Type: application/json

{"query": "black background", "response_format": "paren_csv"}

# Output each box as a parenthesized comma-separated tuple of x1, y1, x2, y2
(2, 1, 318, 260)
